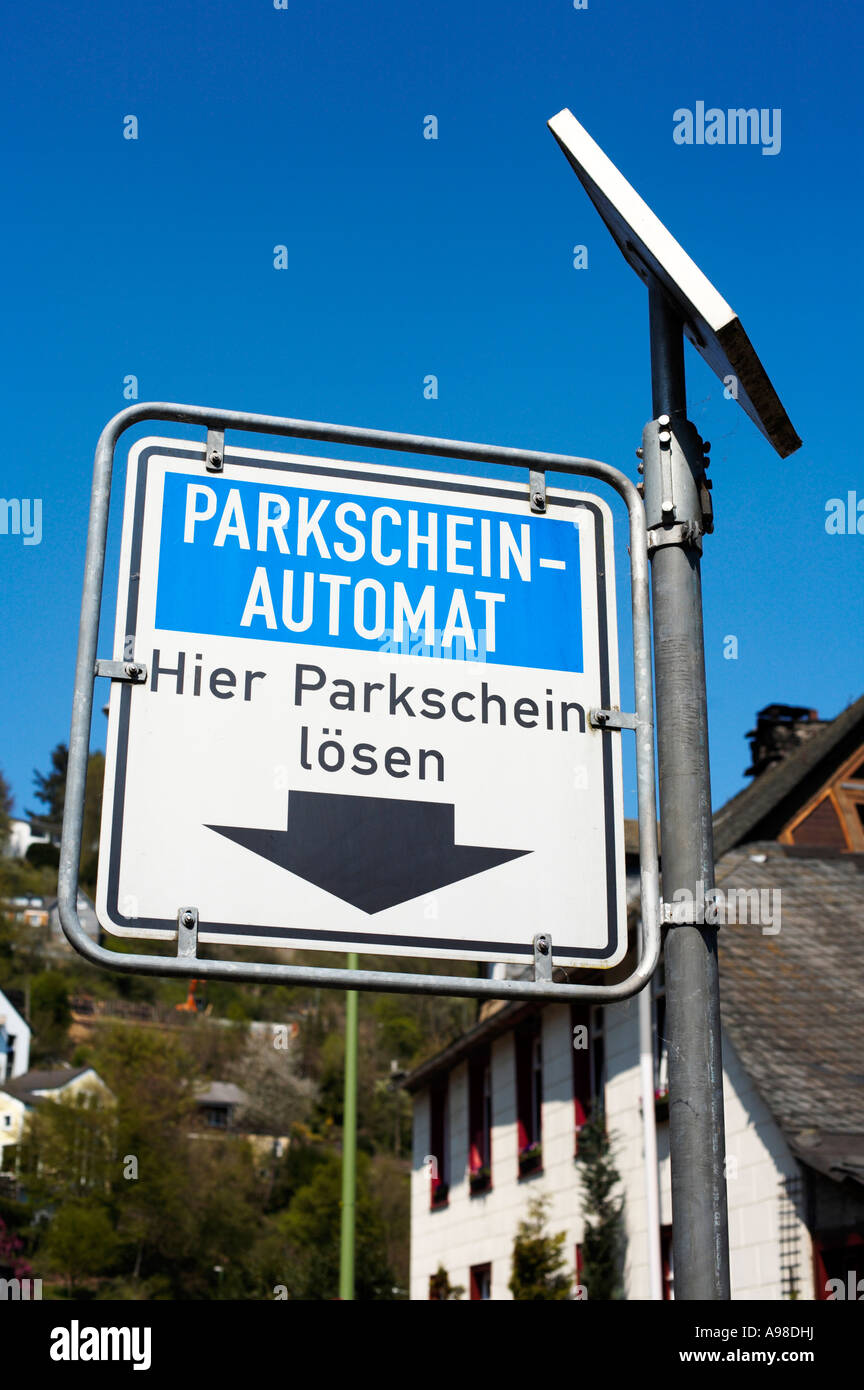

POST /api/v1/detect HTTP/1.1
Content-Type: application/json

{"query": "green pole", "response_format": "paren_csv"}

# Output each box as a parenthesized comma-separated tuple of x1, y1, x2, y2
(339, 951, 359, 1300)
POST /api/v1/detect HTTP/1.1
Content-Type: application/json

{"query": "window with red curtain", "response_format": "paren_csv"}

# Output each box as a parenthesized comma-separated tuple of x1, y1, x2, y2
(571, 1004, 605, 1153)
(660, 1225, 674, 1300)
(590, 1006, 606, 1113)
(428, 1080, 449, 1208)
(470, 1263, 491, 1300)
(571, 1003, 591, 1154)
(515, 1019, 542, 1177)
(653, 965, 669, 1118)
(468, 1049, 492, 1195)
(813, 1231, 864, 1299)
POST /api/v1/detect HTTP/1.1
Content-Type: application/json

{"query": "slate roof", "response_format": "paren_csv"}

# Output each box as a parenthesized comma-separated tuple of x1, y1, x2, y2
(194, 1082, 248, 1108)
(715, 842, 864, 1146)
(0, 1065, 91, 1105)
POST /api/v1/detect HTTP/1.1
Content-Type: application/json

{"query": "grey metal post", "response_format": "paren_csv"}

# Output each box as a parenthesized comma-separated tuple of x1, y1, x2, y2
(646, 282, 731, 1299)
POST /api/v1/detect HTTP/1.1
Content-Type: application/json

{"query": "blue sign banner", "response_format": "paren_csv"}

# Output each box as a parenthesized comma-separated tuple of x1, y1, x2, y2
(154, 471, 583, 672)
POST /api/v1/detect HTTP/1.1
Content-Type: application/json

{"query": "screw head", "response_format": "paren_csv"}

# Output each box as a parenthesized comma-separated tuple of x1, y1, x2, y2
(208, 450, 222, 467)
(635, 447, 643, 458)
(536, 936, 549, 954)
(657, 414, 670, 428)
(182, 910, 195, 928)
(531, 493, 546, 511)
(658, 430, 672, 448)
(125, 662, 140, 679)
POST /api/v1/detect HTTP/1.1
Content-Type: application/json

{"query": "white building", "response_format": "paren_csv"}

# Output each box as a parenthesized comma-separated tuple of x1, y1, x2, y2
(3, 818, 56, 860)
(0, 989, 31, 1085)
(0, 1065, 113, 1173)
(406, 700, 864, 1300)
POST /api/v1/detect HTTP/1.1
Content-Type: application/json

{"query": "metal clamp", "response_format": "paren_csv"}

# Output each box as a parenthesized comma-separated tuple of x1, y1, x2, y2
(658, 417, 675, 518)
(205, 428, 225, 472)
(533, 932, 553, 981)
(660, 900, 719, 928)
(94, 659, 148, 683)
(590, 707, 639, 731)
(646, 521, 703, 555)
(177, 907, 199, 957)
(529, 467, 546, 512)
(641, 415, 711, 540)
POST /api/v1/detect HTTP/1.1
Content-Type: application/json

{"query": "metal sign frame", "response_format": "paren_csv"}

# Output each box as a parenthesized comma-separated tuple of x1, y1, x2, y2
(59, 402, 660, 1002)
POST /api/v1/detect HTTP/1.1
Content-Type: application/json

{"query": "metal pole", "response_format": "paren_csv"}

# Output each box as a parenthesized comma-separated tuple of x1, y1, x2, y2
(646, 282, 730, 1299)
(339, 951, 359, 1300)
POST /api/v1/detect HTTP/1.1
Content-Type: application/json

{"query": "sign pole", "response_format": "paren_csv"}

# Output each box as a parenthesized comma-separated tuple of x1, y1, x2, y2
(646, 281, 730, 1299)
(339, 952, 359, 1300)
(546, 103, 800, 1301)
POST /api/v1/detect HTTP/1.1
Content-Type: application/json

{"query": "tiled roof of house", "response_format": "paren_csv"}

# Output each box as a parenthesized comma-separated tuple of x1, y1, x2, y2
(0, 1065, 92, 1105)
(715, 842, 864, 1144)
(194, 1082, 248, 1107)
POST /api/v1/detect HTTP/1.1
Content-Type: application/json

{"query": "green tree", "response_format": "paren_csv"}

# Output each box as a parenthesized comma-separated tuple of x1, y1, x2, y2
(312, 1030, 346, 1129)
(266, 1140, 330, 1212)
(429, 1266, 464, 1300)
(29, 743, 68, 830)
(0, 767, 13, 848)
(29, 971, 72, 1063)
(22, 1088, 116, 1202)
(275, 1150, 397, 1300)
(25, 743, 103, 886)
(372, 996, 425, 1060)
(90, 1026, 196, 1284)
(86, 1025, 269, 1298)
(40, 1200, 119, 1296)
(577, 1113, 625, 1300)
(509, 1195, 573, 1300)
(79, 751, 105, 890)
(168, 1136, 265, 1299)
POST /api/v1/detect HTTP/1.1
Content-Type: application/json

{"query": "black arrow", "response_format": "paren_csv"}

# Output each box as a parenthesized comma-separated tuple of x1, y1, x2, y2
(206, 790, 530, 914)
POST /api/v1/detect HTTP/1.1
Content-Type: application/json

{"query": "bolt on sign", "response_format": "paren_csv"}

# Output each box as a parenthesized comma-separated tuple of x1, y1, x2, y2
(97, 438, 626, 968)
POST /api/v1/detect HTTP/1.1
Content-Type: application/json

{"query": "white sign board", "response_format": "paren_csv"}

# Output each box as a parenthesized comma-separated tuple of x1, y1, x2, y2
(97, 438, 626, 968)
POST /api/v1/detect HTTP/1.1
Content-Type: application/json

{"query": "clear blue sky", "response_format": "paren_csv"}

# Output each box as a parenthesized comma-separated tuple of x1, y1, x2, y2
(1, 0, 862, 820)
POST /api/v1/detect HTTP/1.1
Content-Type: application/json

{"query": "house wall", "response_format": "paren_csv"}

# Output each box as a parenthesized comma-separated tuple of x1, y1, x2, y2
(0, 991, 31, 1081)
(606, 1001, 813, 1301)
(5, 820, 52, 859)
(411, 1005, 588, 1301)
(410, 1002, 813, 1301)
(0, 1093, 27, 1159)
(0, 1070, 114, 1172)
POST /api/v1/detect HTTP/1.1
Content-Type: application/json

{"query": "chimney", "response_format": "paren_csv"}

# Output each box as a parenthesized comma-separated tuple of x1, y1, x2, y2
(744, 704, 825, 778)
